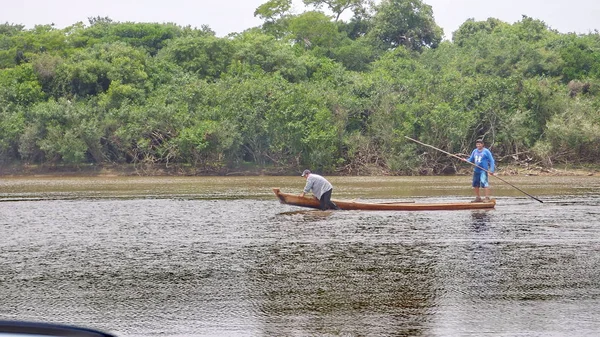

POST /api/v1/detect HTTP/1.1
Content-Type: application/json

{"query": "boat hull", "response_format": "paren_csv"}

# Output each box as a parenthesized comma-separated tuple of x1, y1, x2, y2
(273, 188, 495, 211)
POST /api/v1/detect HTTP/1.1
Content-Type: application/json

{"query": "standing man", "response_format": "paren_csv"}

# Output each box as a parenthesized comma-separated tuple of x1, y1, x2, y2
(300, 169, 340, 210)
(464, 139, 496, 202)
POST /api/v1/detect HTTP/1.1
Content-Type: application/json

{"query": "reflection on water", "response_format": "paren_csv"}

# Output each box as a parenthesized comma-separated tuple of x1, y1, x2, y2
(470, 210, 491, 231)
(1, 176, 600, 336)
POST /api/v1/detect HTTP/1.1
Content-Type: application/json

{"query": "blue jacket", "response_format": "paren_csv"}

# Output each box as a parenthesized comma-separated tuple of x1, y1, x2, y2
(467, 148, 495, 173)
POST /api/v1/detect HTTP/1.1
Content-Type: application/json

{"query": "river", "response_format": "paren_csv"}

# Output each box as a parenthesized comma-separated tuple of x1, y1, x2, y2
(1, 175, 599, 336)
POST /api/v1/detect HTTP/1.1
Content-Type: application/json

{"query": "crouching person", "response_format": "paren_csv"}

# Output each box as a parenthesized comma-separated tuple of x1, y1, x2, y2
(300, 169, 340, 210)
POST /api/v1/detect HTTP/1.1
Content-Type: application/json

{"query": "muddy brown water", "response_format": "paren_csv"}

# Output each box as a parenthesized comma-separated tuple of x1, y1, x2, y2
(1, 175, 599, 336)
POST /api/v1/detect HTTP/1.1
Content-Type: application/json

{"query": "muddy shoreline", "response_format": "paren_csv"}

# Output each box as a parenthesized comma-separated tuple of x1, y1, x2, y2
(1, 162, 598, 177)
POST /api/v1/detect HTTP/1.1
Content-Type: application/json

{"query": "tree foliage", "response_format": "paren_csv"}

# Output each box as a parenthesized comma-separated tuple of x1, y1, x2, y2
(1, 3, 599, 174)
(369, 0, 443, 51)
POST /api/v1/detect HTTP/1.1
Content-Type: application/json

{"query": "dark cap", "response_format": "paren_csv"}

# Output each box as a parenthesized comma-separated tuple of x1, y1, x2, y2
(301, 169, 311, 177)
(476, 139, 484, 144)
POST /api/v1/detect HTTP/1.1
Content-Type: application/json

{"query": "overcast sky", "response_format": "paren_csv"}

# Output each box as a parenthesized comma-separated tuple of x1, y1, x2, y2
(1, 0, 599, 39)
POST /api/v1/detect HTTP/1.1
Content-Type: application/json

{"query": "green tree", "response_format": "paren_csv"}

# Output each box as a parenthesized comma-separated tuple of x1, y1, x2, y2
(0, 106, 25, 161)
(302, 0, 372, 21)
(287, 11, 342, 50)
(368, 0, 442, 51)
(254, 0, 292, 22)
(67, 19, 184, 55)
(18, 98, 101, 164)
(53, 42, 150, 99)
(452, 18, 507, 47)
(0, 64, 46, 107)
(176, 120, 241, 170)
(230, 31, 320, 82)
(552, 33, 600, 82)
(534, 99, 600, 165)
(157, 35, 234, 80)
(0, 24, 69, 68)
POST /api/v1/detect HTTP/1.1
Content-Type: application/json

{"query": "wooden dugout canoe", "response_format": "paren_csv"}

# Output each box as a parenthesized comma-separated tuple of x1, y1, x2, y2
(273, 188, 495, 211)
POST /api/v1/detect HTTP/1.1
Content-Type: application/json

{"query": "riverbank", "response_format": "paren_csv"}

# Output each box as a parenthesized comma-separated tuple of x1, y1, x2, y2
(0, 163, 291, 177)
(1, 162, 599, 177)
(496, 164, 600, 177)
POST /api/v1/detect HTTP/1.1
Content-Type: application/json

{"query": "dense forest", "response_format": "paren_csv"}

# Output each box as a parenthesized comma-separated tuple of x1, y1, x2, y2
(1, 0, 599, 175)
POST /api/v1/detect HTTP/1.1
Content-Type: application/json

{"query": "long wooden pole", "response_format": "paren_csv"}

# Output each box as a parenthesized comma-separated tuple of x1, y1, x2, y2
(405, 136, 543, 203)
